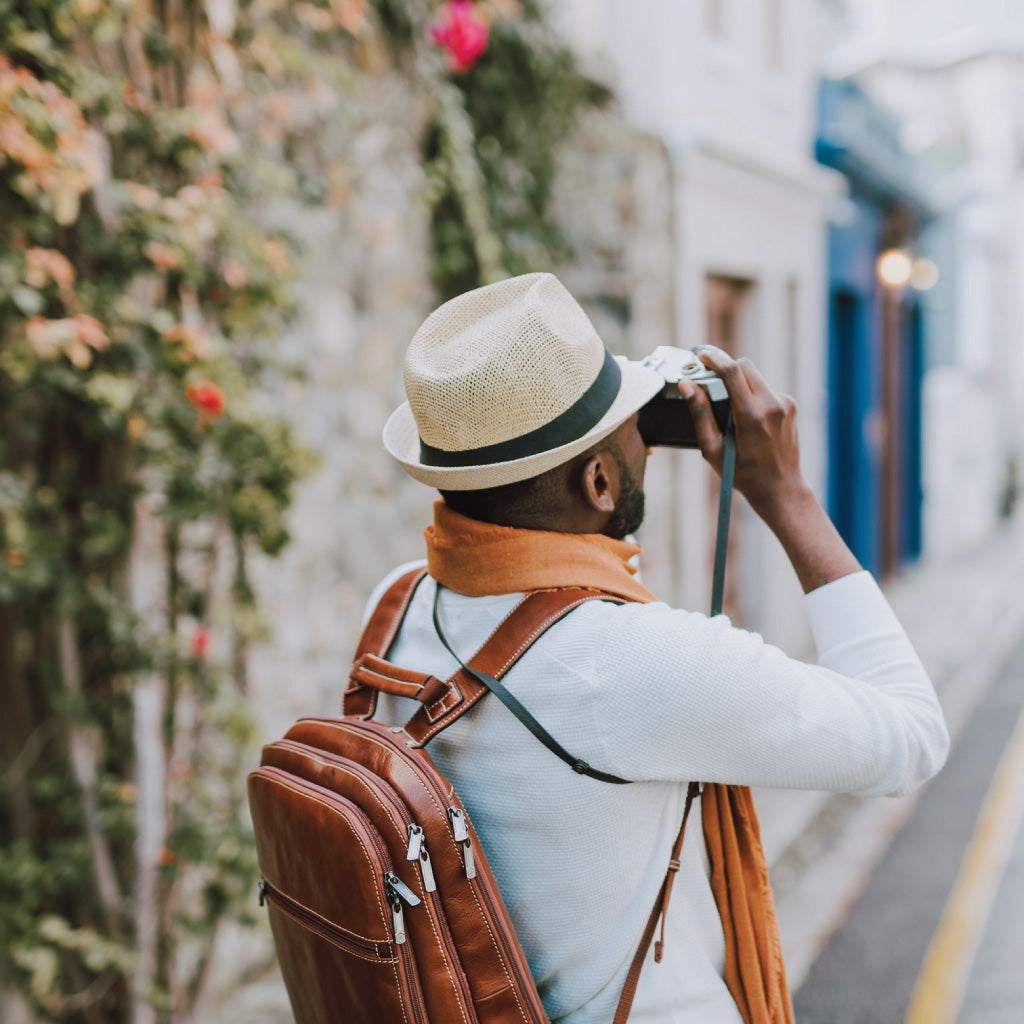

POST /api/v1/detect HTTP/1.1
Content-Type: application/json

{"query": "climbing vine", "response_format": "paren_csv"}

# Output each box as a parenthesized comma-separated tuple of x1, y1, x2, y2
(0, 1, 601, 1021)
(0, 3, 314, 1021)
(422, 0, 606, 298)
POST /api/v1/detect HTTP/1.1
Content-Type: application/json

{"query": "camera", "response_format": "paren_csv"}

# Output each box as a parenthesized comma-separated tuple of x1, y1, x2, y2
(637, 347, 731, 448)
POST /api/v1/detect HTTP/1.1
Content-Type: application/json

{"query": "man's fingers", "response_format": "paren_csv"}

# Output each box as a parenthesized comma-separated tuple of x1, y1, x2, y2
(678, 380, 724, 471)
(734, 356, 772, 395)
(696, 346, 753, 402)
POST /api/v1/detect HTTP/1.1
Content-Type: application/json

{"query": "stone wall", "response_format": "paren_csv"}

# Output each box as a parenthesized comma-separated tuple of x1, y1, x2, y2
(248, 70, 438, 737)
(246, 105, 675, 737)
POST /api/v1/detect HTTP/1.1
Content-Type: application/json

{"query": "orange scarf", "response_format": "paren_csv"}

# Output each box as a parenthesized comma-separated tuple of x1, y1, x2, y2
(425, 500, 794, 1024)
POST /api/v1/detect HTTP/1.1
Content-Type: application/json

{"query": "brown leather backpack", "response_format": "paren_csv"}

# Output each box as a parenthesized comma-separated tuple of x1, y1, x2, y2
(248, 568, 697, 1024)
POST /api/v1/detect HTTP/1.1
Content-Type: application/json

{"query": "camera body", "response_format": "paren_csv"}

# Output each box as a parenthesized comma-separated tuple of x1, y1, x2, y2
(637, 347, 731, 448)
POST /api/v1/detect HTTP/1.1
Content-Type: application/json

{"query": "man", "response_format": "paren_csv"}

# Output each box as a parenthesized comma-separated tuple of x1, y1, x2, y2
(367, 273, 948, 1023)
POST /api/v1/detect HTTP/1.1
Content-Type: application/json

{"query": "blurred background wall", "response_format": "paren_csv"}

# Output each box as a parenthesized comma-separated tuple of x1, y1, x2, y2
(250, 0, 1024, 741)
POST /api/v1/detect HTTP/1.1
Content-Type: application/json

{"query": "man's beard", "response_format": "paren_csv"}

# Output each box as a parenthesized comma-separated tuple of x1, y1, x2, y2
(603, 456, 645, 540)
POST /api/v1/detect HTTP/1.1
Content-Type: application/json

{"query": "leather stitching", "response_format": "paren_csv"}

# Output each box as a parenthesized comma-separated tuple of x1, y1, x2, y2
(257, 774, 389, 940)
(494, 596, 602, 677)
(318, 721, 528, 1020)
(278, 734, 476, 1024)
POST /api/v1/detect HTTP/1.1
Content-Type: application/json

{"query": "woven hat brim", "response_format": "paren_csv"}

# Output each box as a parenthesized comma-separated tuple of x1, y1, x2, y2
(383, 357, 664, 491)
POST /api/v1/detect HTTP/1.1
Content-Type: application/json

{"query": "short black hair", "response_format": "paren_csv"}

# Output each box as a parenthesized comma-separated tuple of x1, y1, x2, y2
(438, 463, 565, 528)
(438, 430, 634, 529)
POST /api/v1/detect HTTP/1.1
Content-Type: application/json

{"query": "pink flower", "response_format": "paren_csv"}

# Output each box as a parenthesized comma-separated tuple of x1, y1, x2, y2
(25, 247, 76, 292)
(25, 315, 107, 369)
(219, 257, 248, 289)
(73, 314, 108, 351)
(429, 1, 489, 73)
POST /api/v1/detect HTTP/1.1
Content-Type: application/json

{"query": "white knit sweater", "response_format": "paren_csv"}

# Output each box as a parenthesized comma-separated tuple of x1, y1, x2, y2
(364, 566, 948, 1024)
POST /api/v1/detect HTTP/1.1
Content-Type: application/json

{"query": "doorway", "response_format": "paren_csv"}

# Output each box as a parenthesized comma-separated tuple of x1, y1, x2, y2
(704, 274, 754, 620)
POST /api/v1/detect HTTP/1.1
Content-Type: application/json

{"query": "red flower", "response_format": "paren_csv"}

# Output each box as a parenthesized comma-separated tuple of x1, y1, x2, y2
(429, 1, 489, 72)
(191, 627, 210, 659)
(185, 379, 227, 419)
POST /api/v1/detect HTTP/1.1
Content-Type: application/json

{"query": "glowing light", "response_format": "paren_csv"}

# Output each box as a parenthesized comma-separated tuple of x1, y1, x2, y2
(877, 249, 913, 287)
(910, 258, 940, 291)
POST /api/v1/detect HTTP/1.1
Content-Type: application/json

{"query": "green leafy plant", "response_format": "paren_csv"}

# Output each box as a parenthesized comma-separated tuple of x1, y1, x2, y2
(0, 1, 601, 1020)
(0, 3, 312, 1020)
(423, 0, 607, 298)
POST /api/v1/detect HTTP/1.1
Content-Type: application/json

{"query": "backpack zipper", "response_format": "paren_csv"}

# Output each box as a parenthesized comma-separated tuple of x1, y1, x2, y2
(329, 723, 543, 1017)
(267, 742, 477, 1021)
(447, 807, 477, 879)
(258, 877, 391, 959)
(384, 871, 421, 943)
(406, 824, 437, 892)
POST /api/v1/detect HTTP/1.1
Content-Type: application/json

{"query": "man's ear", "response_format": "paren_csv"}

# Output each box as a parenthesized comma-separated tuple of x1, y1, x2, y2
(579, 450, 618, 514)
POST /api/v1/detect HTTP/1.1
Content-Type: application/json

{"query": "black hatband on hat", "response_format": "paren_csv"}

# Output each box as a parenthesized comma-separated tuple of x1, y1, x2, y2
(418, 348, 622, 469)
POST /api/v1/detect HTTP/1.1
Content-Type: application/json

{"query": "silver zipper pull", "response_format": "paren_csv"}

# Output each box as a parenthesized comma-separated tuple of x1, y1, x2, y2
(448, 806, 469, 842)
(384, 871, 421, 907)
(418, 845, 437, 893)
(406, 824, 424, 861)
(447, 807, 476, 879)
(406, 824, 437, 891)
(388, 892, 406, 944)
(384, 872, 420, 945)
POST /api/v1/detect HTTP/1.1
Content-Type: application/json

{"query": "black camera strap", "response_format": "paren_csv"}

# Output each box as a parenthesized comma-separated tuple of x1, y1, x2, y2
(710, 412, 736, 617)
(428, 413, 735, 779)
(430, 585, 632, 784)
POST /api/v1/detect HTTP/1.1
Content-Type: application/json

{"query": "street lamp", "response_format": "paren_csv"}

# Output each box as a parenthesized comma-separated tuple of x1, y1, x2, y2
(877, 249, 913, 288)
(877, 249, 940, 291)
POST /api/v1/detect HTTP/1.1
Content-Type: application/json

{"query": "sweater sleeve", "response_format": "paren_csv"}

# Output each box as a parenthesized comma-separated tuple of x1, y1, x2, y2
(584, 571, 949, 796)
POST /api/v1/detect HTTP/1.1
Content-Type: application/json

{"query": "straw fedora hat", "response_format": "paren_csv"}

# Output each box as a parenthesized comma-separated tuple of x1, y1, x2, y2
(383, 273, 664, 490)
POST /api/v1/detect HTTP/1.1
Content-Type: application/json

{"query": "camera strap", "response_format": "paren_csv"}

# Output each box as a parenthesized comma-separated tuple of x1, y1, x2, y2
(431, 584, 632, 784)
(710, 412, 736, 617)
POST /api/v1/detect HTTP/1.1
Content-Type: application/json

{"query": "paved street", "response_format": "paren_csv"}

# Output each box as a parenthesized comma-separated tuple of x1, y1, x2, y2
(770, 510, 1024, 990)
(794, 625, 1024, 1023)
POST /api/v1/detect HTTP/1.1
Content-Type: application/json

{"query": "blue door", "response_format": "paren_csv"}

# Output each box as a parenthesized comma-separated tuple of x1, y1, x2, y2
(828, 288, 880, 574)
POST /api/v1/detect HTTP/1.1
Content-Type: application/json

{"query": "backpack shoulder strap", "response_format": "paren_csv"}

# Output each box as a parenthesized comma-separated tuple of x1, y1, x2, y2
(401, 586, 622, 756)
(416, 584, 632, 784)
(346, 576, 621, 753)
(343, 566, 429, 719)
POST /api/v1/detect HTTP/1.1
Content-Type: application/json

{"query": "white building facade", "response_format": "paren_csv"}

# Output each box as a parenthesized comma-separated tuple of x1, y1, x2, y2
(821, 0, 1024, 556)
(555, 0, 837, 650)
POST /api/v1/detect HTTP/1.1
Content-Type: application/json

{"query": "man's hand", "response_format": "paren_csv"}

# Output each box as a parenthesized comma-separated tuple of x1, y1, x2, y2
(677, 347, 862, 594)
(678, 348, 803, 521)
